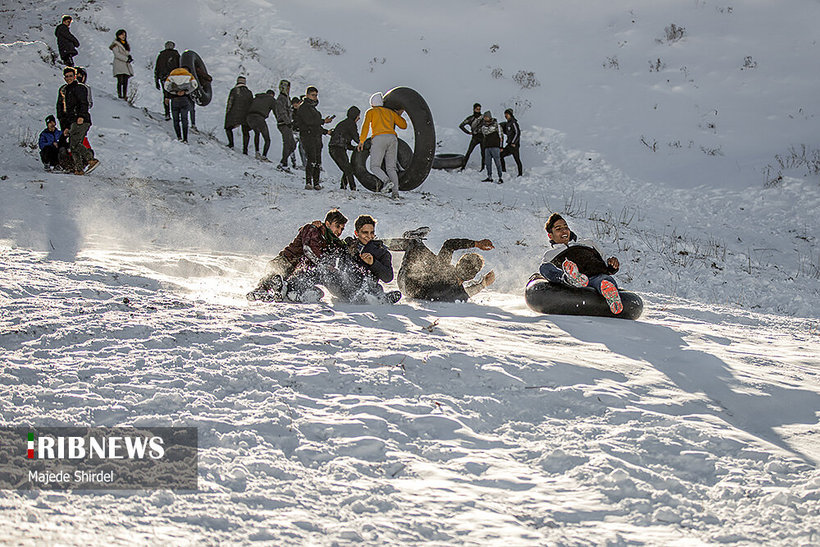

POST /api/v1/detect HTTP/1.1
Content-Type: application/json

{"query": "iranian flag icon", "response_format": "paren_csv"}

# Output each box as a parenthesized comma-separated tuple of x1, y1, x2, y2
(27, 432, 34, 459)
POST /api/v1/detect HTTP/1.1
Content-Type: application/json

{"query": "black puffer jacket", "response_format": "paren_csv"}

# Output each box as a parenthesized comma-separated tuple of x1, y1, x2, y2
(225, 84, 253, 128)
(57, 80, 91, 128)
(55, 23, 79, 57)
(154, 48, 180, 87)
(329, 106, 360, 149)
(294, 97, 328, 139)
(247, 92, 276, 119)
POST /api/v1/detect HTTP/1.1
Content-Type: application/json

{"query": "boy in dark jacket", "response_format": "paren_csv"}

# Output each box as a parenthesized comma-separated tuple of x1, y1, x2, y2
(224, 76, 253, 151)
(458, 102, 484, 170)
(246, 89, 276, 161)
(480, 111, 503, 184)
(58, 67, 98, 175)
(274, 79, 296, 171)
(154, 41, 180, 120)
(500, 108, 523, 177)
(55, 15, 79, 66)
(294, 86, 334, 190)
(38, 115, 63, 170)
(328, 106, 360, 190)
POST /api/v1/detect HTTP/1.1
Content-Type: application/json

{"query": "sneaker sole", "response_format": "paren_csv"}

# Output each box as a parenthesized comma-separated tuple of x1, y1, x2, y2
(562, 259, 589, 288)
(600, 280, 623, 314)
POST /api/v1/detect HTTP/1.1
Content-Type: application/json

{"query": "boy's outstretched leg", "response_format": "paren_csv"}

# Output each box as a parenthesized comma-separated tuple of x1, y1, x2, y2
(600, 279, 623, 314)
(561, 259, 589, 288)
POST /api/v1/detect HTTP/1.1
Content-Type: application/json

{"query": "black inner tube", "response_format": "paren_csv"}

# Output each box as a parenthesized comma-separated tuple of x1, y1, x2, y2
(180, 50, 212, 107)
(351, 86, 435, 192)
(350, 138, 413, 192)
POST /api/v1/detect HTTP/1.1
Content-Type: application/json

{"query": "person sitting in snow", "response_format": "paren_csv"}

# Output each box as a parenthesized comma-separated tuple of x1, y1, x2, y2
(38, 115, 63, 170)
(538, 213, 623, 314)
(385, 227, 496, 302)
(247, 209, 349, 303)
(329, 106, 361, 190)
(164, 67, 198, 143)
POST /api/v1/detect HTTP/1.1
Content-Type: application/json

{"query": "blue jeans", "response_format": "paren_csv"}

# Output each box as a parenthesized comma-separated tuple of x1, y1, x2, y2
(171, 98, 191, 141)
(485, 147, 501, 178)
(539, 263, 618, 297)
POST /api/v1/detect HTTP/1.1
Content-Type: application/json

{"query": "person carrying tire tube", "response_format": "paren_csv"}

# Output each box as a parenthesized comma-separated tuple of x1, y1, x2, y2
(274, 79, 297, 172)
(224, 76, 253, 152)
(480, 111, 503, 184)
(458, 102, 484, 171)
(500, 108, 523, 177)
(384, 228, 495, 302)
(358, 92, 407, 199)
(245, 89, 276, 161)
(295, 86, 334, 190)
(164, 67, 198, 142)
(155, 41, 180, 120)
(539, 213, 623, 315)
(329, 106, 361, 190)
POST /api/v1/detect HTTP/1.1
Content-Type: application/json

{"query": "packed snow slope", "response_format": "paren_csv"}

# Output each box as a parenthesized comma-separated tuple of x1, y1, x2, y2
(1, 0, 819, 545)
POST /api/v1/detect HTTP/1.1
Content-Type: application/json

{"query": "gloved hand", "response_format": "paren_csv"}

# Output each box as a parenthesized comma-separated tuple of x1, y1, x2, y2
(155, 81, 160, 90)
(127, 55, 133, 63)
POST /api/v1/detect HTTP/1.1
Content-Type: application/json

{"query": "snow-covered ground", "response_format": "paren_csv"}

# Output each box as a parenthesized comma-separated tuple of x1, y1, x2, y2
(1, 1, 819, 544)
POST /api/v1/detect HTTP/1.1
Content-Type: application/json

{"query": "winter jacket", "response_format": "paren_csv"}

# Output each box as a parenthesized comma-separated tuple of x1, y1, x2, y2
(274, 93, 293, 126)
(501, 116, 521, 146)
(459, 112, 483, 136)
(224, 84, 253, 128)
(540, 233, 618, 278)
(154, 48, 180, 87)
(58, 80, 92, 127)
(294, 97, 328, 139)
(38, 128, 62, 150)
(291, 106, 301, 133)
(345, 237, 393, 283)
(395, 238, 476, 302)
(164, 68, 198, 95)
(481, 118, 502, 148)
(280, 223, 346, 268)
(55, 23, 79, 57)
(109, 39, 134, 77)
(359, 106, 407, 141)
(247, 92, 276, 119)
(329, 107, 361, 149)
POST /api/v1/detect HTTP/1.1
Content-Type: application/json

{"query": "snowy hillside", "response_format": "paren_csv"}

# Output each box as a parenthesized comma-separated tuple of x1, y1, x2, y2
(1, 0, 819, 545)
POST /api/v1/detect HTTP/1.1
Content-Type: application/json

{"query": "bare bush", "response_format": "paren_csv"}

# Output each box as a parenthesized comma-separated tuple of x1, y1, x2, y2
(490, 44, 500, 53)
(640, 135, 658, 152)
(774, 144, 820, 176)
(741, 56, 757, 70)
(502, 97, 532, 116)
(18, 128, 37, 150)
(369, 57, 386, 72)
(126, 82, 140, 107)
(661, 23, 686, 43)
(603, 56, 619, 70)
(700, 145, 724, 156)
(513, 70, 540, 89)
(308, 37, 345, 55)
(491, 67, 503, 79)
(649, 58, 665, 72)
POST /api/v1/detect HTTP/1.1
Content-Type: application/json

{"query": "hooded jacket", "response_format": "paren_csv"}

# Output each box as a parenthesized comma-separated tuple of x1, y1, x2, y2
(359, 93, 407, 142)
(164, 68, 198, 95)
(329, 106, 361, 149)
(274, 92, 293, 126)
(247, 92, 276, 119)
(295, 97, 328, 139)
(154, 47, 180, 87)
(225, 84, 253, 128)
(501, 114, 521, 146)
(480, 115, 502, 148)
(55, 23, 79, 57)
(39, 128, 62, 150)
(110, 39, 133, 77)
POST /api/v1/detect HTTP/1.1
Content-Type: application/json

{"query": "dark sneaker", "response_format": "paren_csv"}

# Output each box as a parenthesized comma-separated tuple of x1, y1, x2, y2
(481, 177, 492, 182)
(383, 290, 402, 304)
(497, 178, 503, 184)
(85, 159, 100, 174)
(561, 259, 589, 288)
(313, 182, 323, 190)
(600, 280, 623, 314)
(276, 164, 291, 173)
(402, 226, 431, 239)
(305, 182, 313, 190)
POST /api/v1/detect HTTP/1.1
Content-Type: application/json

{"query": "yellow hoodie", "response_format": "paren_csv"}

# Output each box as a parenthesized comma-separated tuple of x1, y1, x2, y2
(360, 106, 407, 141)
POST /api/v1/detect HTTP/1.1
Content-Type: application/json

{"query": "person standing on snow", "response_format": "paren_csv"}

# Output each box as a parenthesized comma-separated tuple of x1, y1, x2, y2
(458, 102, 484, 171)
(291, 96, 306, 168)
(58, 66, 99, 175)
(154, 41, 180, 120)
(480, 111, 503, 184)
(274, 79, 297, 171)
(224, 76, 253, 152)
(500, 108, 523, 177)
(109, 29, 134, 100)
(295, 86, 335, 190)
(245, 89, 276, 161)
(55, 15, 80, 67)
(164, 67, 198, 143)
(358, 92, 407, 199)
(328, 106, 361, 190)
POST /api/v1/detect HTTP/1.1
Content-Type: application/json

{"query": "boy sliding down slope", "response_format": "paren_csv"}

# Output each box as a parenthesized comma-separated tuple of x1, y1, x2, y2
(539, 213, 623, 314)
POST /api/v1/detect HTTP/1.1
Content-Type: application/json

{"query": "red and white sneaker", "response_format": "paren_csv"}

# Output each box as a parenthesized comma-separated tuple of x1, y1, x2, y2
(562, 259, 589, 288)
(600, 280, 623, 314)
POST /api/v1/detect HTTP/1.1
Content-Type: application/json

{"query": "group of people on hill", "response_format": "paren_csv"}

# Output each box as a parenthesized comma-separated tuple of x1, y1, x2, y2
(459, 102, 523, 183)
(246, 209, 625, 315)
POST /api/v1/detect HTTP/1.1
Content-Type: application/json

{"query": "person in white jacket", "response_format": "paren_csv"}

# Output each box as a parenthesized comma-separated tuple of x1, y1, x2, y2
(164, 68, 198, 142)
(109, 29, 133, 99)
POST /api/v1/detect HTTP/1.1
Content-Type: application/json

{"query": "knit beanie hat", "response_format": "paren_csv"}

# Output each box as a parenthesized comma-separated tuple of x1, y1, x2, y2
(236, 76, 246, 84)
(483, 110, 492, 119)
(165, 41, 175, 50)
(504, 108, 514, 117)
(370, 92, 384, 107)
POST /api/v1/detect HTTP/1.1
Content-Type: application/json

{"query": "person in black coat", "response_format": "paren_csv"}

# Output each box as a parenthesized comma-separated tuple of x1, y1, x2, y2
(328, 106, 361, 190)
(55, 15, 79, 67)
(59, 67, 98, 175)
(224, 76, 253, 152)
(154, 41, 180, 120)
(245, 89, 276, 160)
(458, 102, 484, 170)
(294, 86, 334, 190)
(500, 108, 523, 177)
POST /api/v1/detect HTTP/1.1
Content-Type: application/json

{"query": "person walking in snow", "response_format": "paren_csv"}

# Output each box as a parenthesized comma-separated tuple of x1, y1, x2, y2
(480, 111, 503, 184)
(154, 41, 180, 120)
(245, 89, 276, 161)
(247, 209, 349, 303)
(58, 66, 99, 175)
(358, 92, 407, 199)
(458, 102, 484, 171)
(55, 15, 80, 67)
(274, 79, 297, 171)
(295, 86, 335, 190)
(224, 76, 253, 152)
(109, 29, 134, 100)
(328, 106, 360, 190)
(164, 67, 198, 143)
(39, 115, 63, 170)
(538, 213, 623, 315)
(500, 108, 523, 177)
(384, 228, 495, 302)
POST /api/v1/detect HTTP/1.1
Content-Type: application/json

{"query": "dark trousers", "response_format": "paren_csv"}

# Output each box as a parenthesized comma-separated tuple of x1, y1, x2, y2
(171, 98, 191, 141)
(302, 135, 323, 187)
(501, 144, 523, 176)
(247, 114, 270, 156)
(68, 122, 93, 171)
(116, 74, 130, 99)
(329, 146, 356, 189)
(278, 124, 297, 166)
(60, 53, 74, 67)
(40, 146, 60, 167)
(226, 124, 250, 150)
(463, 135, 484, 168)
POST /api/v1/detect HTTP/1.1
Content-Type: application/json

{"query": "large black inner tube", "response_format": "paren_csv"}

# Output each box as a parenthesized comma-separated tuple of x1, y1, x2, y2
(351, 86, 435, 192)
(432, 153, 465, 170)
(351, 138, 413, 192)
(180, 50, 212, 107)
(525, 278, 644, 320)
